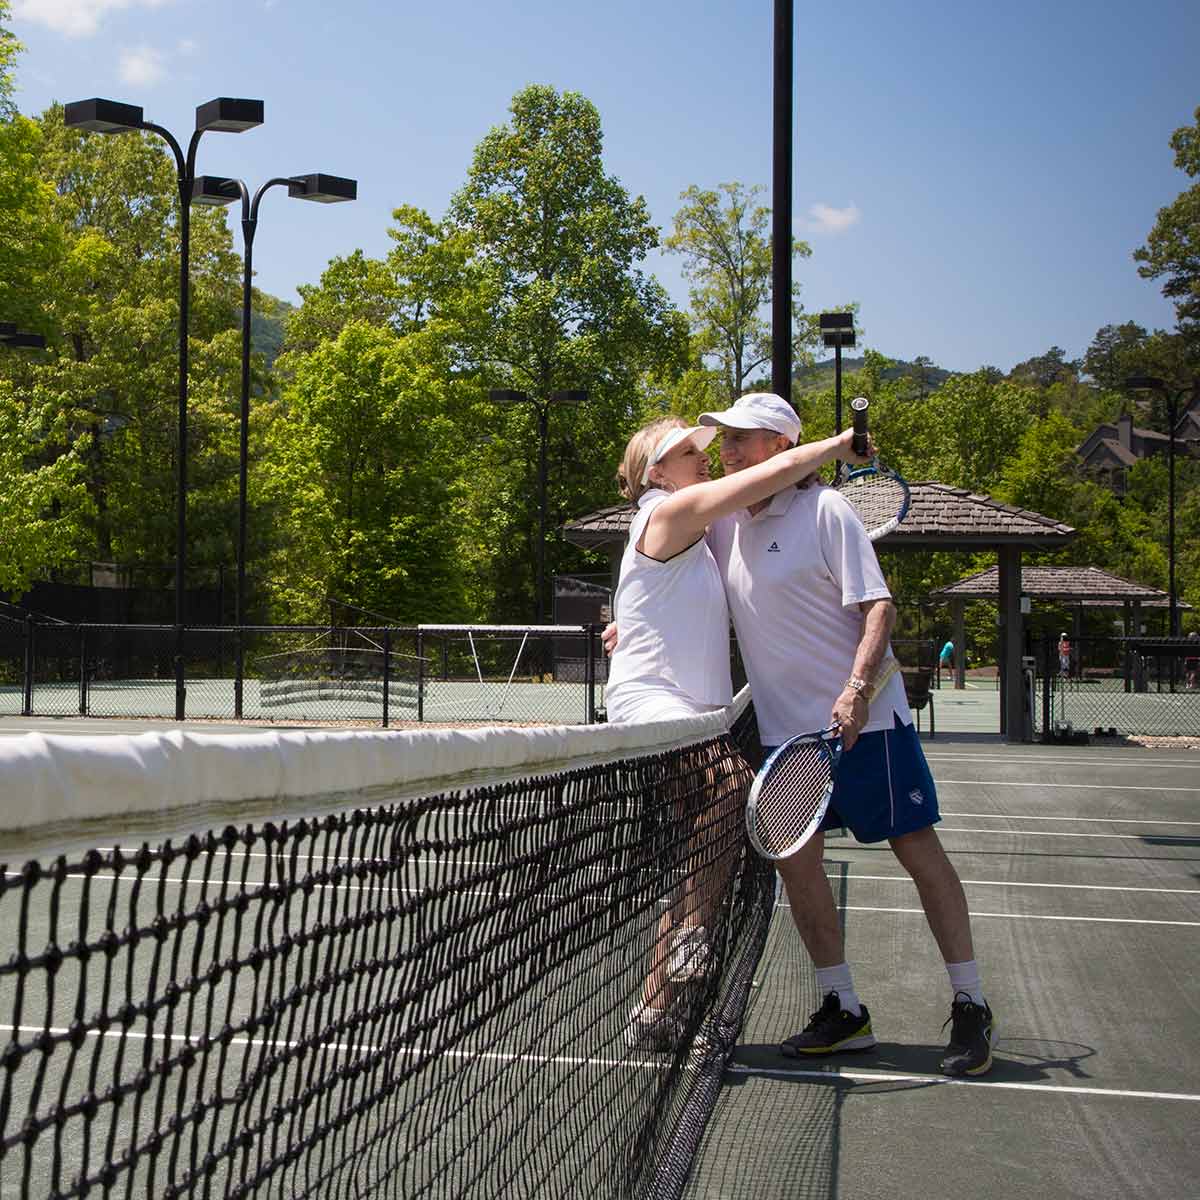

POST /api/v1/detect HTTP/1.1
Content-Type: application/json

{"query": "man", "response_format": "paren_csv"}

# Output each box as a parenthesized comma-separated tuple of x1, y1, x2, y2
(939, 638, 955, 674)
(606, 392, 993, 1075)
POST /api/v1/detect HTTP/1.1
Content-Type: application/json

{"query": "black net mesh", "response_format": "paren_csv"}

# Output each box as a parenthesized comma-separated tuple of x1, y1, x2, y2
(0, 705, 772, 1199)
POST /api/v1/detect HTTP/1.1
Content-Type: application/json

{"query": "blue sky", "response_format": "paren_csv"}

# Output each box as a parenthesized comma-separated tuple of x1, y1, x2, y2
(8, 0, 1199, 373)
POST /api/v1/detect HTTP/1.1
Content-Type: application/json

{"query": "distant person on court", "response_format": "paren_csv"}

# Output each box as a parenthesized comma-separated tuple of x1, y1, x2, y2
(1058, 633, 1071, 678)
(1185, 631, 1199, 691)
(939, 639, 954, 675)
(606, 392, 994, 1076)
(607, 413, 864, 1050)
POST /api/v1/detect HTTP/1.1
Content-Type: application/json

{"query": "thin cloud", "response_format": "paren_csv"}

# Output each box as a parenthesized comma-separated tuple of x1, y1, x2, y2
(807, 202, 862, 235)
(118, 43, 166, 87)
(12, 1, 172, 39)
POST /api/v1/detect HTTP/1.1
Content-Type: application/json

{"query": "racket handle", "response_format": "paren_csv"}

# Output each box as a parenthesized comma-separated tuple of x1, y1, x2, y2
(850, 396, 869, 456)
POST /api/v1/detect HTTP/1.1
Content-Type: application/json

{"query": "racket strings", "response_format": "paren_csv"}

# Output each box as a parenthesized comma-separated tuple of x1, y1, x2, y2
(751, 739, 835, 857)
(837, 471, 909, 534)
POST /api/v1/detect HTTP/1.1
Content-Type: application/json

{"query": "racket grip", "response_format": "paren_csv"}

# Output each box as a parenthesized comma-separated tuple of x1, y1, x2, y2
(850, 396, 869, 456)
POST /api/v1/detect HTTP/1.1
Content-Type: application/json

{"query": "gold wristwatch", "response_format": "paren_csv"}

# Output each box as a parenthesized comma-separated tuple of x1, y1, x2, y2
(845, 674, 873, 701)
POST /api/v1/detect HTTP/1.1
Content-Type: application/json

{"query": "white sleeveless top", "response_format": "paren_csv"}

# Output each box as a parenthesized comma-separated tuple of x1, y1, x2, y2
(605, 490, 732, 720)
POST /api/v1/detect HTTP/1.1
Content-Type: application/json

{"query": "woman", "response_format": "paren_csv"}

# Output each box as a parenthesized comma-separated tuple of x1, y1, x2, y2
(605, 413, 864, 1049)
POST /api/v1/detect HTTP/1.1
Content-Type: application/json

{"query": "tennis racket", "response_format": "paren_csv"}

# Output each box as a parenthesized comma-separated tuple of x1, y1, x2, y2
(745, 655, 901, 861)
(835, 397, 911, 541)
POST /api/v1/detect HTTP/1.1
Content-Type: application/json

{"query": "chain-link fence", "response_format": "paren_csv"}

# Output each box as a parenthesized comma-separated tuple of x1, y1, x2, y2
(5, 620, 608, 727)
(1033, 634, 1200, 738)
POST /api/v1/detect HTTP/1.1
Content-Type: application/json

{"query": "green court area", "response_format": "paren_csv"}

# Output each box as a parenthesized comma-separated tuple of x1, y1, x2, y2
(0, 676, 600, 726)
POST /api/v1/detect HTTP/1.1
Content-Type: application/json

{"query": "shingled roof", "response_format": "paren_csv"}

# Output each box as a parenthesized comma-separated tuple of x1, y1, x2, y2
(562, 483, 1076, 550)
(929, 565, 1189, 608)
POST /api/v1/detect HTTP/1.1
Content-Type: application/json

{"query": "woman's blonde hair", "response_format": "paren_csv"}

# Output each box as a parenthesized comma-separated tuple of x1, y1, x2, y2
(617, 416, 689, 503)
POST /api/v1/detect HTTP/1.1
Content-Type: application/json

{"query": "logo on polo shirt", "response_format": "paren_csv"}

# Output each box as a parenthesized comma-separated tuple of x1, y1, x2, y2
(766, 541, 781, 553)
(909, 789, 925, 805)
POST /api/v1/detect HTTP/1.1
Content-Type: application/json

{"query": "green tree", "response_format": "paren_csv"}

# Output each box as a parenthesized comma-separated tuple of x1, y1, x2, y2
(663, 182, 826, 401)
(260, 321, 471, 621)
(0, 377, 92, 594)
(446, 85, 689, 617)
(0, 4, 61, 333)
(25, 105, 245, 574)
(1135, 105, 1200, 339)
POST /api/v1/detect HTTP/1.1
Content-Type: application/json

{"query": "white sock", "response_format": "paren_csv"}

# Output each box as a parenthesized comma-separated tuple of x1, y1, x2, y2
(946, 959, 985, 1007)
(815, 962, 861, 1016)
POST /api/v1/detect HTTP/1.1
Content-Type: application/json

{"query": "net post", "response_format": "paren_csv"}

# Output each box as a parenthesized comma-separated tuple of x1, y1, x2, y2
(1041, 634, 1051, 739)
(585, 624, 596, 723)
(382, 628, 391, 728)
(234, 625, 244, 719)
(78, 625, 87, 716)
(22, 614, 33, 716)
(416, 629, 425, 722)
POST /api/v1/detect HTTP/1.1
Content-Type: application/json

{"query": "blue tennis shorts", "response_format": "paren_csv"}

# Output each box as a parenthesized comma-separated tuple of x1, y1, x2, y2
(765, 714, 939, 844)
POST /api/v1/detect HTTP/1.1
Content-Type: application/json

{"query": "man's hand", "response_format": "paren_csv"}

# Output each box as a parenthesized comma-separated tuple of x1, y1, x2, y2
(830, 688, 868, 751)
(601, 622, 618, 657)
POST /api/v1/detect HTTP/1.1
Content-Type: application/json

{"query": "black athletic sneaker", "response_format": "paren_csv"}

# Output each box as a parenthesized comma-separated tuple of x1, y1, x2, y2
(940, 992, 994, 1076)
(780, 990, 876, 1056)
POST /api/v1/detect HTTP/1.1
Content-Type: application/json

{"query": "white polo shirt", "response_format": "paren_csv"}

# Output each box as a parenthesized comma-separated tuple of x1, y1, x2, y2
(606, 489, 733, 719)
(708, 484, 911, 745)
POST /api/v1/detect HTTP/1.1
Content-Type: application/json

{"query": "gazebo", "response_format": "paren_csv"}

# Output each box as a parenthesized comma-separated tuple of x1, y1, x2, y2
(928, 565, 1190, 687)
(563, 483, 1076, 740)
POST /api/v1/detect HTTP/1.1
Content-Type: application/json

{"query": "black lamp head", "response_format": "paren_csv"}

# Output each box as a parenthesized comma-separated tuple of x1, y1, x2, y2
(1124, 375, 1166, 393)
(488, 389, 529, 405)
(64, 98, 145, 134)
(195, 98, 264, 133)
(191, 176, 242, 207)
(288, 174, 357, 204)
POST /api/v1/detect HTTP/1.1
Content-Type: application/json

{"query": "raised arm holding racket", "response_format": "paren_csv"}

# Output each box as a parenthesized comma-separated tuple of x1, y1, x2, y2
(834, 396, 911, 541)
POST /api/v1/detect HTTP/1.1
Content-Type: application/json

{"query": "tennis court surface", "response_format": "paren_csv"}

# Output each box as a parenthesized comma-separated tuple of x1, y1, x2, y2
(1, 710, 1197, 1199)
(687, 736, 1200, 1200)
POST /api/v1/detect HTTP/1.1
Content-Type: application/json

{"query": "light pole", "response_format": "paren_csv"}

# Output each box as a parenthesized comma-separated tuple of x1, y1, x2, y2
(1124, 375, 1196, 638)
(771, 0, 793, 399)
(65, 96, 264, 719)
(488, 388, 589, 622)
(193, 173, 356, 715)
(820, 311, 856, 434)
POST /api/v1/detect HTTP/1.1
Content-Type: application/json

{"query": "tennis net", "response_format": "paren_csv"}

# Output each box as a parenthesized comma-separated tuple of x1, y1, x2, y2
(0, 693, 772, 1199)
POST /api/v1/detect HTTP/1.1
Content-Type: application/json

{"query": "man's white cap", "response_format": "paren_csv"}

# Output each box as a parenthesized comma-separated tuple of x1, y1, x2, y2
(641, 425, 717, 484)
(698, 392, 802, 444)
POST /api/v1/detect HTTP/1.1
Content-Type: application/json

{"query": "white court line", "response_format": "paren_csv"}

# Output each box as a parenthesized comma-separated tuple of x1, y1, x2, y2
(0, 1024, 663, 1074)
(940, 812, 1200, 826)
(926, 754, 1200, 771)
(724, 1063, 1200, 1103)
(802, 903, 1200, 928)
(829, 872, 1200, 896)
(938, 779, 1200, 792)
(935, 826, 1196, 841)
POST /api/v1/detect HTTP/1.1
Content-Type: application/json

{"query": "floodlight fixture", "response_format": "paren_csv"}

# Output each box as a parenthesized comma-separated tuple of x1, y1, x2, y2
(191, 176, 242, 207)
(195, 98, 264, 134)
(288, 173, 357, 203)
(64, 98, 144, 134)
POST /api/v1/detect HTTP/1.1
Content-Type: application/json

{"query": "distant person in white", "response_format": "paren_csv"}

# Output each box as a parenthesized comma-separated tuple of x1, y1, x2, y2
(607, 413, 864, 1050)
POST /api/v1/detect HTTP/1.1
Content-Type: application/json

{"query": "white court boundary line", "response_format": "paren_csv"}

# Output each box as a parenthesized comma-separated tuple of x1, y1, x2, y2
(937, 779, 1200, 792)
(935, 825, 1196, 840)
(829, 872, 1200, 896)
(940, 811, 1200, 826)
(724, 1063, 1200, 1102)
(797, 902, 1200, 928)
(925, 754, 1200, 771)
(0, 1023, 669, 1075)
